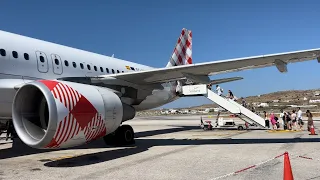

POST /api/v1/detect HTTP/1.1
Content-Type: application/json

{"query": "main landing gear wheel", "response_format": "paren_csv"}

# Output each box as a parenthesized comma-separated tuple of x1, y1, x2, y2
(103, 125, 135, 146)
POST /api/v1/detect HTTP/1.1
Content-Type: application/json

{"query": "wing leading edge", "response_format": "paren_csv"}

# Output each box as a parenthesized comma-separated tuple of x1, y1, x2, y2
(97, 48, 320, 85)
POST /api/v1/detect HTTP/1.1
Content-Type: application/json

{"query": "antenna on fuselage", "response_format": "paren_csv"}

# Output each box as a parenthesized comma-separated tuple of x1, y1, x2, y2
(111, 54, 114, 58)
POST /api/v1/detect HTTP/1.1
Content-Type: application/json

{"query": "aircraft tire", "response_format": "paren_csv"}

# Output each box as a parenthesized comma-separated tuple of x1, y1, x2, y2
(117, 125, 135, 145)
(103, 125, 135, 146)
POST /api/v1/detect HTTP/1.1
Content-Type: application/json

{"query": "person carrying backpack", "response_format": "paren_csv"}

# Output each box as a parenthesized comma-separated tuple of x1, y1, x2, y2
(285, 112, 292, 130)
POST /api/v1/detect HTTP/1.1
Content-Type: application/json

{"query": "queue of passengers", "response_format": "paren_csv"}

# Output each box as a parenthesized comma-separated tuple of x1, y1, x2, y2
(263, 108, 314, 131)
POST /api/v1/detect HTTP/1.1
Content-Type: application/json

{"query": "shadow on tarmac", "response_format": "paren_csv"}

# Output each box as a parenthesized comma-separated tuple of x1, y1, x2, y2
(1, 125, 319, 168)
(0, 126, 198, 160)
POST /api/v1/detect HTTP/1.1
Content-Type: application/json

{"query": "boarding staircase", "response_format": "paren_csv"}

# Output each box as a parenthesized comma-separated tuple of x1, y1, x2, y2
(181, 84, 266, 128)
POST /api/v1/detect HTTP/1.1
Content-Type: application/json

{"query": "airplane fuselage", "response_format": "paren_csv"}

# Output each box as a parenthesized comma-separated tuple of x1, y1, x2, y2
(0, 30, 178, 119)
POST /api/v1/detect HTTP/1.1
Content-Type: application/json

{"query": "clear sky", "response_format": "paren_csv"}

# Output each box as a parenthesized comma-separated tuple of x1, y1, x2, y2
(1, 0, 320, 109)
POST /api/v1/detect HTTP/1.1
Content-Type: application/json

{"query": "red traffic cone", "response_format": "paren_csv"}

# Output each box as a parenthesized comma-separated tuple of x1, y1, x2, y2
(283, 152, 294, 180)
(309, 125, 318, 135)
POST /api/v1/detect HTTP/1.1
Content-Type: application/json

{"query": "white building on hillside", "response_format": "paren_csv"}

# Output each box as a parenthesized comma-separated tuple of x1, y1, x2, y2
(258, 103, 269, 107)
(309, 99, 320, 103)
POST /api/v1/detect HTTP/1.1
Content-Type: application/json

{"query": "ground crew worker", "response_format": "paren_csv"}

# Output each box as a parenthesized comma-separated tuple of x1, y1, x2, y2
(5, 120, 14, 141)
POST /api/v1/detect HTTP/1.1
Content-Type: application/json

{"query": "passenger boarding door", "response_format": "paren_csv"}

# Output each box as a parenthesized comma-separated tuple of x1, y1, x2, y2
(35, 51, 49, 73)
(51, 54, 63, 75)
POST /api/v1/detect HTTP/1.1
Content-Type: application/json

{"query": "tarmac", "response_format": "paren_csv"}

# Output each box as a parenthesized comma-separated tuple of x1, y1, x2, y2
(1, 115, 320, 180)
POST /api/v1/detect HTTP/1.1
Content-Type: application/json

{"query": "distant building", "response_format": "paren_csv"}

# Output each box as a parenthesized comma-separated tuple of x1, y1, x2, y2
(258, 103, 269, 107)
(309, 99, 320, 103)
(191, 110, 197, 114)
(181, 109, 190, 114)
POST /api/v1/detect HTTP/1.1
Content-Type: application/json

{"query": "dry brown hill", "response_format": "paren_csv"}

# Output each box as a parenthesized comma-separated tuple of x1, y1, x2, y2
(185, 89, 320, 111)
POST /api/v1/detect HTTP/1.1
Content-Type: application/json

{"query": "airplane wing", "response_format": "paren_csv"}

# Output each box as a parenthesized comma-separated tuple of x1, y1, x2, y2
(95, 48, 320, 85)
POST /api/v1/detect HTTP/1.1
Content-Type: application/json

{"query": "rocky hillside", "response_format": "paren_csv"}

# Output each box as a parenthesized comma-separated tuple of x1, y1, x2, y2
(245, 89, 320, 104)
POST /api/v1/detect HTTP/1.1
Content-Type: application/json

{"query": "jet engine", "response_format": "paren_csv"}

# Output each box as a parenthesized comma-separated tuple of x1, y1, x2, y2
(12, 80, 135, 149)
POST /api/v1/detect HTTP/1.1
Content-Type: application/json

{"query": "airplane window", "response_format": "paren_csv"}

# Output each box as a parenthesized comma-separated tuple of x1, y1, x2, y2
(0, 49, 6, 56)
(112, 69, 115, 73)
(12, 51, 18, 58)
(117, 70, 120, 73)
(100, 67, 103, 72)
(122, 71, 124, 73)
(64, 60, 69, 66)
(40, 56, 45, 62)
(87, 64, 91, 70)
(24, 53, 29, 60)
(94, 66, 97, 71)
(54, 59, 59, 65)
(80, 63, 84, 69)
(106, 68, 109, 73)
(72, 62, 77, 68)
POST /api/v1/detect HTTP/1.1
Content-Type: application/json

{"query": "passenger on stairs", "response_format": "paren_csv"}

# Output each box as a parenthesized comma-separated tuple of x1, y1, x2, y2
(215, 85, 223, 96)
(227, 90, 235, 100)
(240, 97, 247, 107)
(251, 106, 256, 113)
(175, 81, 182, 96)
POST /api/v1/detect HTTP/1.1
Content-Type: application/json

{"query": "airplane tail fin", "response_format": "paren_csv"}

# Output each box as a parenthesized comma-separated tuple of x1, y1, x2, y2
(166, 28, 192, 67)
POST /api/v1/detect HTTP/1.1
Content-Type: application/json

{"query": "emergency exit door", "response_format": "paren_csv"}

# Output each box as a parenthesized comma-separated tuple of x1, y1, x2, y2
(51, 54, 63, 75)
(35, 51, 49, 73)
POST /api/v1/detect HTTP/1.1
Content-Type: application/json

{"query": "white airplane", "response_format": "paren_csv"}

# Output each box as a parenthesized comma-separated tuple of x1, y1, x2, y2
(1, 28, 320, 149)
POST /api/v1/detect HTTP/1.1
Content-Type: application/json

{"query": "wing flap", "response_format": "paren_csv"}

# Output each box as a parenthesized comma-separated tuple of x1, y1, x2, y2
(208, 77, 243, 85)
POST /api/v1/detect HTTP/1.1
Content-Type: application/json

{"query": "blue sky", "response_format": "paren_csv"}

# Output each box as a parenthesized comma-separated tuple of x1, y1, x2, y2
(1, 0, 320, 108)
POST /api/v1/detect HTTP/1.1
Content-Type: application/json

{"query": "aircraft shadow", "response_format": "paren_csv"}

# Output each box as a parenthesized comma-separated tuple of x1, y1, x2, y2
(2, 125, 320, 167)
(44, 145, 149, 167)
(43, 135, 320, 168)
(0, 126, 198, 160)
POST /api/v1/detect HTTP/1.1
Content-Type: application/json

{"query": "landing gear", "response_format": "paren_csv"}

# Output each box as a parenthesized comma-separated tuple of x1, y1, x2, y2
(103, 124, 135, 146)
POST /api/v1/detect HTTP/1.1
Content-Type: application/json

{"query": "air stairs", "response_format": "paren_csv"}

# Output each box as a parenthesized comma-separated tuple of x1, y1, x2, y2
(181, 84, 266, 128)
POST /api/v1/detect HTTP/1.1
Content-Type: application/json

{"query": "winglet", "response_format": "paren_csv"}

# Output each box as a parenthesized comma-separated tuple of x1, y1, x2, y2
(166, 28, 192, 67)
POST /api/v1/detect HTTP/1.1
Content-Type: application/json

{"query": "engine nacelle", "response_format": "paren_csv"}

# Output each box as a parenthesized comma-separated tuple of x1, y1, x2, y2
(12, 80, 135, 149)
